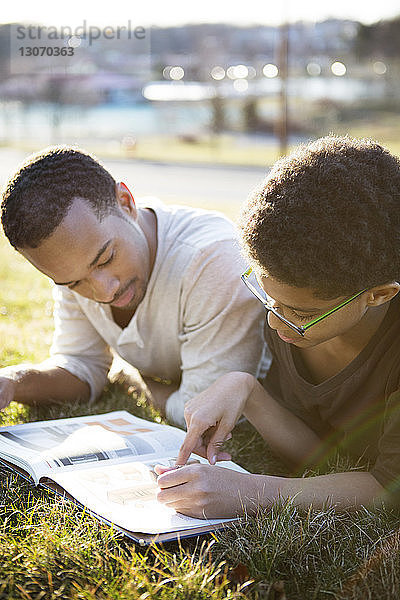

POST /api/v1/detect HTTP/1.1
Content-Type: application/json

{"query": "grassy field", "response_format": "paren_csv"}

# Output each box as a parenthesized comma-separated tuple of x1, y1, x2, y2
(2, 135, 284, 168)
(1, 209, 400, 599)
(5, 110, 400, 169)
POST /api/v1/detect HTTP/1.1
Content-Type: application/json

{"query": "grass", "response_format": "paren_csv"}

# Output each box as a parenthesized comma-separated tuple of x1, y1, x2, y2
(121, 135, 281, 167)
(1, 209, 400, 599)
(4, 106, 400, 168)
(7, 128, 400, 172)
(2, 134, 283, 168)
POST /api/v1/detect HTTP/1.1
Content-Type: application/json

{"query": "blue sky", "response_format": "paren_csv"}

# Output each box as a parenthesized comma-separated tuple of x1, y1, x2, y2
(1, 0, 399, 27)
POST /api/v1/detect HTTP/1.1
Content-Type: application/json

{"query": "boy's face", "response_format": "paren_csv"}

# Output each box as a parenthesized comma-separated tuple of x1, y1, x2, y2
(257, 273, 388, 348)
(18, 186, 156, 313)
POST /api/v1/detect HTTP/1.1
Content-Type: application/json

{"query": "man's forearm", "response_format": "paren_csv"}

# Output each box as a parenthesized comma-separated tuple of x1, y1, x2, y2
(11, 366, 90, 406)
(255, 471, 386, 511)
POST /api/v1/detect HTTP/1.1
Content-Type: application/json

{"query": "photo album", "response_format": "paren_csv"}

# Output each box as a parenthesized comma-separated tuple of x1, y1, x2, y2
(0, 410, 246, 544)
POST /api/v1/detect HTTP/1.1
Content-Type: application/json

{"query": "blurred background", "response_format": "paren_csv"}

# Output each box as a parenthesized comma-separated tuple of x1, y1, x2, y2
(0, 0, 399, 212)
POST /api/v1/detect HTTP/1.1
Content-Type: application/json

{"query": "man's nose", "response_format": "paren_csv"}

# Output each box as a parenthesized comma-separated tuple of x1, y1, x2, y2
(89, 271, 120, 303)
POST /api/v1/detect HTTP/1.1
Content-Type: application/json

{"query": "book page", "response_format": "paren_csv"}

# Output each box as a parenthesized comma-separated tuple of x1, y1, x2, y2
(0, 411, 185, 480)
(48, 455, 247, 534)
(0, 410, 249, 534)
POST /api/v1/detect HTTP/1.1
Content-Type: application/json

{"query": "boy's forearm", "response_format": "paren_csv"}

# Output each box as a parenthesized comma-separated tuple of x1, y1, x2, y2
(10, 366, 90, 405)
(236, 379, 387, 512)
(243, 379, 324, 469)
(255, 471, 386, 511)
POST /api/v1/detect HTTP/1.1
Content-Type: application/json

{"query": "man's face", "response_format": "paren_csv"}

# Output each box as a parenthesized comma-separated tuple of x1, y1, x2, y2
(19, 190, 156, 312)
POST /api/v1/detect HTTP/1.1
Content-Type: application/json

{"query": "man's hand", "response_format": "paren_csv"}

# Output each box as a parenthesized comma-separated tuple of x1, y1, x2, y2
(155, 463, 263, 519)
(142, 376, 179, 418)
(0, 376, 16, 411)
(176, 372, 256, 466)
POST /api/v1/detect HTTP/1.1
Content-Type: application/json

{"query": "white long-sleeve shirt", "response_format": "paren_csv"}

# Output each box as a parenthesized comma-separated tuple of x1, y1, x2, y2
(46, 199, 269, 426)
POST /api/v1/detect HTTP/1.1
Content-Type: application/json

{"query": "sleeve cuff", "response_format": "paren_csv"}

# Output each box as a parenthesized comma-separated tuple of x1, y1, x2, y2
(40, 356, 108, 404)
(165, 391, 187, 429)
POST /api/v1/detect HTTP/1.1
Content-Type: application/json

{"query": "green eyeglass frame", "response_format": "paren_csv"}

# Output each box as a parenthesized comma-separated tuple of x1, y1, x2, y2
(241, 267, 367, 337)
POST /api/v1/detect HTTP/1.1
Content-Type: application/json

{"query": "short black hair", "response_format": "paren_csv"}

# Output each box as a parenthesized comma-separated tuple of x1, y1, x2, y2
(238, 135, 400, 299)
(1, 146, 117, 249)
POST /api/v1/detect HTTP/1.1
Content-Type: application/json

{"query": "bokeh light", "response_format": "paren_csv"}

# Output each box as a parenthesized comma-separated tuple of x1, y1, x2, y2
(169, 66, 184, 80)
(331, 61, 346, 76)
(227, 64, 248, 79)
(263, 63, 279, 78)
(233, 79, 249, 92)
(306, 62, 321, 76)
(373, 61, 387, 75)
(68, 35, 81, 48)
(210, 66, 225, 80)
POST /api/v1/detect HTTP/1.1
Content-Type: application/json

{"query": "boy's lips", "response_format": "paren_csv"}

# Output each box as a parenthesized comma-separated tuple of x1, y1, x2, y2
(277, 330, 297, 343)
(111, 283, 135, 308)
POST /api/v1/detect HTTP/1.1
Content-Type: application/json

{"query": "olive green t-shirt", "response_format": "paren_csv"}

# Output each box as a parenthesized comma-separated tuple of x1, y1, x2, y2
(262, 294, 400, 499)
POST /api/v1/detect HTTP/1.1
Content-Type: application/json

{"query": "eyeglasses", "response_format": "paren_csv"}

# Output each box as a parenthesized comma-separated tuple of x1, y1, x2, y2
(241, 266, 367, 337)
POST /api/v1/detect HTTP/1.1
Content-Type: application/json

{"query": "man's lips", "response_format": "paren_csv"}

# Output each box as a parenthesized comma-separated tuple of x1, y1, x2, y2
(111, 283, 135, 308)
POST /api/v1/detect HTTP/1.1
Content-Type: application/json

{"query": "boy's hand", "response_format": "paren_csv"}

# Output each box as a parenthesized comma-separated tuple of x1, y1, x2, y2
(156, 463, 261, 519)
(176, 424, 233, 464)
(175, 372, 256, 466)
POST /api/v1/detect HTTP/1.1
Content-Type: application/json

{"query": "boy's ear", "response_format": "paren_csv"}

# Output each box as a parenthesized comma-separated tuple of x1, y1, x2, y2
(115, 182, 136, 217)
(366, 282, 400, 307)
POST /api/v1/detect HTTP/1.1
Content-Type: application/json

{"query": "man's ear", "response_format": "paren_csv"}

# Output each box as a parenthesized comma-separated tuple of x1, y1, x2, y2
(366, 282, 400, 307)
(115, 182, 136, 217)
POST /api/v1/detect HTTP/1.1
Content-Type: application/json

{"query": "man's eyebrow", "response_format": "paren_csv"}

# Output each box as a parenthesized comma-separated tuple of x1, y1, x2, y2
(54, 240, 113, 286)
(89, 239, 113, 268)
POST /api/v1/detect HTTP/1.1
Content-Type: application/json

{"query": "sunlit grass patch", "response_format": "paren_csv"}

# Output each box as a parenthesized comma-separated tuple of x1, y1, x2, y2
(0, 234, 53, 365)
(0, 471, 249, 599)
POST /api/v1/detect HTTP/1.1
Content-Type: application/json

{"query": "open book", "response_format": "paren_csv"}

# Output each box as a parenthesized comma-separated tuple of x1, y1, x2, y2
(0, 410, 247, 544)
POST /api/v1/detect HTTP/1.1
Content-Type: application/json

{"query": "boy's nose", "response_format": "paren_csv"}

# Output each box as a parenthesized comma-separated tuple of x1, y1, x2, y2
(267, 309, 281, 330)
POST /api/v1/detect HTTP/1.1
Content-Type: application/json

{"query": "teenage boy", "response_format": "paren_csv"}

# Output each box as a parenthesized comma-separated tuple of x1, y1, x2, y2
(155, 136, 400, 518)
(0, 146, 266, 426)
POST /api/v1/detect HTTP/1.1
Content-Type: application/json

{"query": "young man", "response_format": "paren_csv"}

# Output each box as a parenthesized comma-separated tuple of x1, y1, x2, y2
(0, 146, 266, 427)
(155, 135, 400, 518)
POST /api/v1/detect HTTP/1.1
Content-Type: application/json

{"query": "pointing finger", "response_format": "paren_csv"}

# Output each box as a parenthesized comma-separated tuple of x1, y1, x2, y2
(176, 426, 205, 466)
